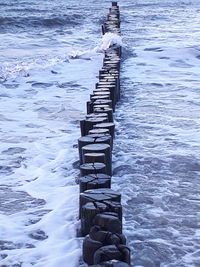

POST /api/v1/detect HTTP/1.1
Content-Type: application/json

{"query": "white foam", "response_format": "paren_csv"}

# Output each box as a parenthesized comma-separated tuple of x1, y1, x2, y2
(97, 32, 123, 51)
(0, 38, 103, 266)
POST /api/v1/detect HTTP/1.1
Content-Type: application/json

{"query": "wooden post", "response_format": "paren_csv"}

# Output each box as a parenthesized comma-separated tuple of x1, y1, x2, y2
(93, 245, 130, 265)
(80, 188, 121, 217)
(80, 116, 108, 136)
(93, 122, 115, 139)
(93, 213, 122, 234)
(83, 152, 106, 164)
(82, 143, 112, 175)
(83, 226, 126, 265)
(77, 2, 131, 266)
(78, 135, 112, 164)
(94, 107, 113, 122)
(79, 173, 111, 193)
(89, 261, 130, 267)
(89, 128, 110, 135)
(80, 162, 107, 176)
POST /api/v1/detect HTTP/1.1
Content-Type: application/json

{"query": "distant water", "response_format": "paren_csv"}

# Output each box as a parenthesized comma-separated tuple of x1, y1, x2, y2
(0, 0, 200, 266)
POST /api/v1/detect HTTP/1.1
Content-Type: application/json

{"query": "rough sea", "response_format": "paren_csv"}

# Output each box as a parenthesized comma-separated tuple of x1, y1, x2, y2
(0, 0, 200, 266)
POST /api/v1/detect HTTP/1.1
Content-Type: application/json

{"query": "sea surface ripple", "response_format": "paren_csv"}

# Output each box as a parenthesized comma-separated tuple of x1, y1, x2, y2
(112, 0, 200, 266)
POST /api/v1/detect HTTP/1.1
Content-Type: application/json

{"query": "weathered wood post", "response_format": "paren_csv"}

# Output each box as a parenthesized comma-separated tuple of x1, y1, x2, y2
(79, 173, 111, 193)
(77, 2, 131, 266)
(83, 226, 126, 265)
(82, 143, 112, 175)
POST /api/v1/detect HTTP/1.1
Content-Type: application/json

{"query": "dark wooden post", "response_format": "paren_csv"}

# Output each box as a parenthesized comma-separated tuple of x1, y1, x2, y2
(83, 226, 126, 265)
(80, 188, 121, 217)
(80, 162, 107, 176)
(93, 245, 131, 265)
(79, 173, 111, 193)
(93, 122, 115, 139)
(80, 116, 108, 136)
(82, 143, 112, 175)
(78, 2, 131, 266)
(78, 135, 112, 164)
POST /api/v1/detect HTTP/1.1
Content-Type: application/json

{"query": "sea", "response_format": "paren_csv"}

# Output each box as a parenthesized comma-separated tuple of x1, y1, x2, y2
(0, 0, 200, 266)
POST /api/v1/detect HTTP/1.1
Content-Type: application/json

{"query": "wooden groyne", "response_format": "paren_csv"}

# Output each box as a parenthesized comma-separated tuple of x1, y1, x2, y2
(78, 2, 131, 266)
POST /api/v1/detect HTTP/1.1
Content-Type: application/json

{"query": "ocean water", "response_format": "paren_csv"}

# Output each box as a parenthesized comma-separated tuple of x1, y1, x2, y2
(0, 0, 200, 266)
(112, 0, 200, 267)
(0, 0, 108, 266)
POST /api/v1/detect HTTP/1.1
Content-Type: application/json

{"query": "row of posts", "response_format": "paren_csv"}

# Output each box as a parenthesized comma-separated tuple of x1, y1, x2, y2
(77, 2, 131, 266)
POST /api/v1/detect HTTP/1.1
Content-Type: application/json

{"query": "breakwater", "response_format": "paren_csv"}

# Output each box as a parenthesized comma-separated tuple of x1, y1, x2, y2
(77, 2, 131, 267)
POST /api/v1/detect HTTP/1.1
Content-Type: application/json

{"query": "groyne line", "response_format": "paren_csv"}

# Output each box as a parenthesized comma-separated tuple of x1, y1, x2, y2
(77, 2, 131, 266)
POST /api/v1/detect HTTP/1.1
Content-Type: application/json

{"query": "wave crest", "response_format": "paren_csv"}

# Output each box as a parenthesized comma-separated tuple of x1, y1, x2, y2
(0, 14, 83, 32)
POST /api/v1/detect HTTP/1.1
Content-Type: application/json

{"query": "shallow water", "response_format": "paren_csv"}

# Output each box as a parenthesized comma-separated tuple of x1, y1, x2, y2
(112, 0, 200, 266)
(0, 0, 107, 266)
